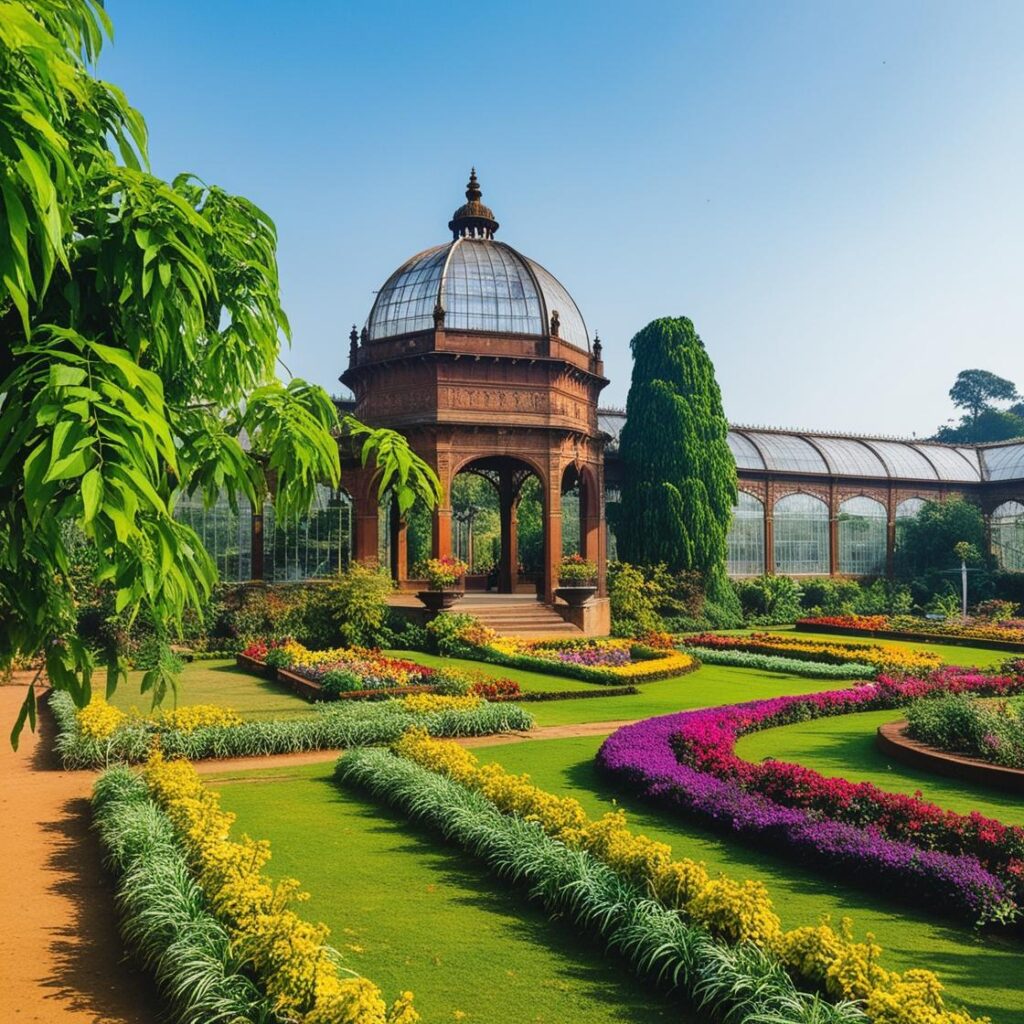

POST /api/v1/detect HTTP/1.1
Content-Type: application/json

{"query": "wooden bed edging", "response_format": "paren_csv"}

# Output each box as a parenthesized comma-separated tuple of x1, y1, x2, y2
(876, 720, 1024, 793)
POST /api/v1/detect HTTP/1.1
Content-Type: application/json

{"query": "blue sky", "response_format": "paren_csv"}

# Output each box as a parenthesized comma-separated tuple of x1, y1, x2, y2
(98, 1, 1024, 436)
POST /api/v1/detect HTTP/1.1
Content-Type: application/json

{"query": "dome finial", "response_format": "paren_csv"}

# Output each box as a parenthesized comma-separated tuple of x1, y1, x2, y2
(449, 167, 499, 239)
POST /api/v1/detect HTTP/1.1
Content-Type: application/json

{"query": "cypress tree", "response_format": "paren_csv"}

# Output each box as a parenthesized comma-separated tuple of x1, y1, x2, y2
(617, 317, 737, 587)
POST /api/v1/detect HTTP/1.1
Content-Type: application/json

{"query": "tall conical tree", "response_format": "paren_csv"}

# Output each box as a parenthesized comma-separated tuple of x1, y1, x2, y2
(617, 317, 737, 584)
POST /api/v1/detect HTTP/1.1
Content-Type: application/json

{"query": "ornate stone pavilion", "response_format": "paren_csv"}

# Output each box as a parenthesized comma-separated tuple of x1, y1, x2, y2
(340, 171, 610, 628)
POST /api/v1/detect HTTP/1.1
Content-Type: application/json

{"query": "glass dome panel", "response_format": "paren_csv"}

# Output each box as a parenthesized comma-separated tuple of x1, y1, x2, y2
(523, 255, 589, 350)
(598, 412, 626, 450)
(859, 441, 937, 479)
(912, 444, 980, 482)
(982, 443, 1024, 482)
(366, 245, 449, 340)
(443, 240, 543, 336)
(748, 433, 828, 474)
(811, 437, 887, 477)
(727, 431, 765, 470)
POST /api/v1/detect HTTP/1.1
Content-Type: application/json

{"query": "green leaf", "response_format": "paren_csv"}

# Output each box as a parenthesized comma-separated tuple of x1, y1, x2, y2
(81, 467, 103, 523)
(9, 685, 37, 750)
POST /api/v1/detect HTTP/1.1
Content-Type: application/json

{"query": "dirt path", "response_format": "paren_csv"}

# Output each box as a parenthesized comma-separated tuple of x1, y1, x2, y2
(0, 680, 160, 1024)
(196, 718, 634, 777)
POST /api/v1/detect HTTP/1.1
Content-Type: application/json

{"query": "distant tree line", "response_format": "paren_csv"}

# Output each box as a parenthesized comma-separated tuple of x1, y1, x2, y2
(934, 369, 1024, 443)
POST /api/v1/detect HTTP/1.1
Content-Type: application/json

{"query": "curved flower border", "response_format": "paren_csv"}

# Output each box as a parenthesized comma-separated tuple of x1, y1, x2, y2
(597, 668, 1024, 925)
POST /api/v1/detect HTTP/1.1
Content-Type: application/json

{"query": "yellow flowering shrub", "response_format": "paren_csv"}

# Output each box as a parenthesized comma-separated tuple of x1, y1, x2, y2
(400, 693, 482, 714)
(154, 704, 242, 733)
(392, 730, 986, 1024)
(76, 697, 128, 739)
(143, 751, 418, 1024)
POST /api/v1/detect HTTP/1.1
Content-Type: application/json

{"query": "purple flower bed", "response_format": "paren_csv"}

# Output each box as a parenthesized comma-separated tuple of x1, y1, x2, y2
(597, 674, 1020, 925)
(553, 647, 631, 668)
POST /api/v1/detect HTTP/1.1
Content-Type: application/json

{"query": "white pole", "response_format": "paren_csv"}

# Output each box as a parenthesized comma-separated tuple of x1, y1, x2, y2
(961, 558, 968, 619)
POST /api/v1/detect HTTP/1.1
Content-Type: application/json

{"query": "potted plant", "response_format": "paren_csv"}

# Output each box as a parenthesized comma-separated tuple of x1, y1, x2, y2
(414, 555, 469, 611)
(555, 554, 598, 607)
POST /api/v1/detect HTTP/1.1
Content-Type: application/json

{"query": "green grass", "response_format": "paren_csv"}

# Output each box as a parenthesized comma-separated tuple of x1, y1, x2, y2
(388, 650, 835, 726)
(108, 659, 315, 720)
(735, 708, 1024, 825)
(469, 735, 1024, 1024)
(211, 761, 681, 1024)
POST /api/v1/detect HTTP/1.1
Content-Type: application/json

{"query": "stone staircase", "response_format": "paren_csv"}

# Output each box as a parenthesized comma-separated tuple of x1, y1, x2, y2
(457, 594, 582, 637)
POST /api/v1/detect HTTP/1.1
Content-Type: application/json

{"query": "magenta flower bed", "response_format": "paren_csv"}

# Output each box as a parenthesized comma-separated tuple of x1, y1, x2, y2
(597, 668, 1024, 925)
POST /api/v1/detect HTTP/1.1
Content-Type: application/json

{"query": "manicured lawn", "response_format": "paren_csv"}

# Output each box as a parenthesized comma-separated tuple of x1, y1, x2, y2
(735, 708, 1024, 825)
(472, 735, 1024, 1024)
(212, 762, 681, 1024)
(108, 659, 315, 720)
(388, 651, 832, 726)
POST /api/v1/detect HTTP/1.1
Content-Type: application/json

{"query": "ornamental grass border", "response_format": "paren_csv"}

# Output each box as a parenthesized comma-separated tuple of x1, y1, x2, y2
(795, 621, 1024, 653)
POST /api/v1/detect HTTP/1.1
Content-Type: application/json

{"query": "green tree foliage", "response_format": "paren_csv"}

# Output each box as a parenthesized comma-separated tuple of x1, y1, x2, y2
(617, 317, 737, 590)
(936, 369, 1023, 441)
(0, 2, 439, 738)
(895, 498, 990, 580)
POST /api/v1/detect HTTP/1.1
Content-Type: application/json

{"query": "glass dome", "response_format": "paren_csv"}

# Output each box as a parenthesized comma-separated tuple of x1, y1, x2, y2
(366, 238, 589, 350)
(364, 171, 589, 350)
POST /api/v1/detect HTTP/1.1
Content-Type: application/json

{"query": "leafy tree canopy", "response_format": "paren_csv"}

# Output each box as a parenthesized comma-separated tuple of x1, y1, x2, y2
(616, 317, 737, 589)
(0, 0, 439, 740)
(895, 497, 990, 579)
(937, 369, 1021, 441)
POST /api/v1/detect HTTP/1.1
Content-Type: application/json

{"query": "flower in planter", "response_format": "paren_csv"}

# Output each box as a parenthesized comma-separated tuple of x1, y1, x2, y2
(414, 555, 470, 590)
(558, 553, 597, 585)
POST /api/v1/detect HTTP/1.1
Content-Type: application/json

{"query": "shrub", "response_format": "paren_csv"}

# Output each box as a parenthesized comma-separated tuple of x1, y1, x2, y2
(321, 668, 363, 695)
(328, 562, 395, 646)
(424, 613, 489, 656)
(733, 574, 802, 624)
(607, 561, 664, 637)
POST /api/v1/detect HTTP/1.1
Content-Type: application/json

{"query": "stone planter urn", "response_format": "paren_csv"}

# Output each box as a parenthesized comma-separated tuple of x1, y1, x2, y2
(416, 589, 465, 612)
(555, 585, 597, 608)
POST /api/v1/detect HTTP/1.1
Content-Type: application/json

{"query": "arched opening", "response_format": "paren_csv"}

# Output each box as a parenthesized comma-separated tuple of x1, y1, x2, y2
(727, 491, 765, 576)
(561, 463, 602, 568)
(992, 500, 1024, 572)
(448, 456, 545, 594)
(838, 496, 886, 575)
(894, 497, 926, 552)
(773, 492, 829, 575)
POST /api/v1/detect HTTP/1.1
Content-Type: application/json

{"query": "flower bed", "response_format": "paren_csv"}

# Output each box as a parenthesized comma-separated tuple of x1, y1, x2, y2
(797, 614, 1024, 652)
(482, 634, 696, 684)
(598, 668, 1024, 926)
(337, 747, 867, 1024)
(365, 730, 986, 1024)
(51, 690, 533, 769)
(138, 753, 419, 1022)
(684, 631, 941, 674)
(682, 645, 875, 679)
(905, 690, 1024, 769)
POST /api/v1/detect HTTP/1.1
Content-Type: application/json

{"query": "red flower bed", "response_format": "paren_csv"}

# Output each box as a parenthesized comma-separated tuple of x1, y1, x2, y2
(468, 678, 522, 700)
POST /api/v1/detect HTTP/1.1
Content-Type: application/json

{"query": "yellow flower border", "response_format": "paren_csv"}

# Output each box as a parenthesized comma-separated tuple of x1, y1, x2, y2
(392, 730, 986, 1024)
(143, 751, 418, 1024)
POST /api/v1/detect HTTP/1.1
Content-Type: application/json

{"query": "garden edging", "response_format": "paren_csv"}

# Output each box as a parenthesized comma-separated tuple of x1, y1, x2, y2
(876, 720, 1024, 793)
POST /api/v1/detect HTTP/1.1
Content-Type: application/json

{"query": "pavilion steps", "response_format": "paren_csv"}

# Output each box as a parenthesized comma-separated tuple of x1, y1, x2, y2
(457, 596, 583, 637)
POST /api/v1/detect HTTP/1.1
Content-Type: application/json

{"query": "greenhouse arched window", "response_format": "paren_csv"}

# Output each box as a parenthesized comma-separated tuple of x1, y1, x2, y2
(726, 491, 765, 576)
(991, 500, 1024, 572)
(773, 493, 829, 575)
(894, 496, 926, 550)
(838, 496, 887, 575)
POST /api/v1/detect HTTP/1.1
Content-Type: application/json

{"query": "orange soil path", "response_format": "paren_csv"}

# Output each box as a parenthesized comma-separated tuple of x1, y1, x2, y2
(0, 680, 160, 1024)
(0, 681, 630, 1021)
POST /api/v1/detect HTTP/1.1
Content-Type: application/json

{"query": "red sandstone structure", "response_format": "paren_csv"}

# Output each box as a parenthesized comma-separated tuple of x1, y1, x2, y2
(340, 171, 611, 632)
